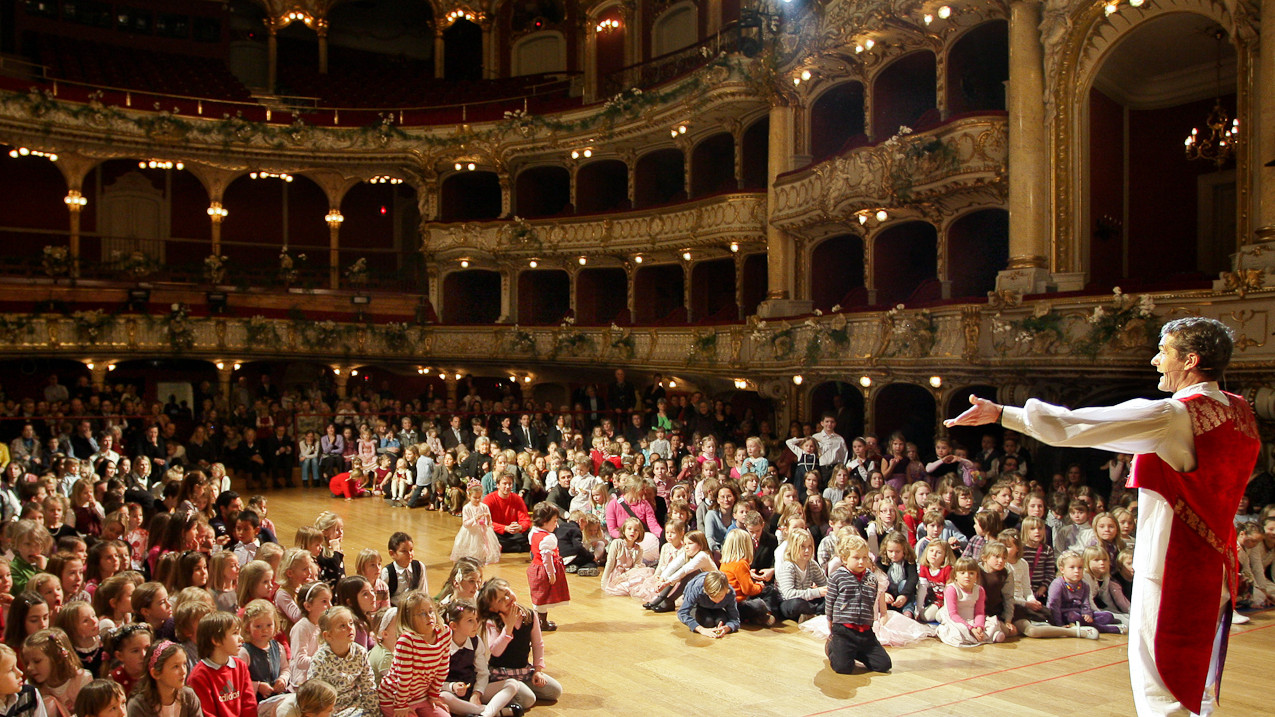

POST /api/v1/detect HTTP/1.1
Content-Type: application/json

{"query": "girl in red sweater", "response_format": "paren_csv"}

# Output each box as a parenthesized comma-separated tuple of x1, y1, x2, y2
(378, 590, 452, 717)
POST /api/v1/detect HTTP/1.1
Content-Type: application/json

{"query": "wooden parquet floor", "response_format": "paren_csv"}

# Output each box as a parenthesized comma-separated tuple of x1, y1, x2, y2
(260, 483, 1274, 717)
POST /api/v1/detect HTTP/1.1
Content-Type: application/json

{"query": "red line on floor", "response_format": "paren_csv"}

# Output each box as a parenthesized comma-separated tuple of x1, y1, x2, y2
(802, 621, 1274, 717)
(889, 659, 1129, 717)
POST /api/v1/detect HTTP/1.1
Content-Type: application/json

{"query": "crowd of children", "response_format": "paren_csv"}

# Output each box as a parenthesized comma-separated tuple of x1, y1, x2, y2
(6, 396, 1275, 717)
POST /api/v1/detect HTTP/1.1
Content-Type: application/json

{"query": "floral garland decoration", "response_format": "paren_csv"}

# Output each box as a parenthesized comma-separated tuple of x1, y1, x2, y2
(509, 326, 538, 357)
(608, 323, 635, 360)
(160, 304, 195, 351)
(1, 52, 741, 155)
(244, 315, 281, 348)
(378, 322, 411, 352)
(686, 331, 719, 365)
(1075, 288, 1159, 359)
(71, 309, 113, 345)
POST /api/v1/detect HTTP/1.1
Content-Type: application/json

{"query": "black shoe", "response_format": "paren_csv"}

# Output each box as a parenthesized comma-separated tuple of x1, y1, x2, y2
(642, 601, 655, 610)
(565, 564, 578, 574)
(538, 615, 557, 632)
(503, 704, 525, 717)
(651, 601, 674, 613)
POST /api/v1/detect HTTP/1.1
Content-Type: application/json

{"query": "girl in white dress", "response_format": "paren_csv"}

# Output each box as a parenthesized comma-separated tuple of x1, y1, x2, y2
(451, 484, 502, 564)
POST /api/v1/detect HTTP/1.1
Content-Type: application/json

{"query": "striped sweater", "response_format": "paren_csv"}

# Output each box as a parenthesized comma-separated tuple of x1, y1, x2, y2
(378, 625, 453, 709)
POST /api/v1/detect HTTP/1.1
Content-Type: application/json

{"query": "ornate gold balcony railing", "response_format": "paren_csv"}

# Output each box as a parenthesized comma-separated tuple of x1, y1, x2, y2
(770, 116, 1008, 231)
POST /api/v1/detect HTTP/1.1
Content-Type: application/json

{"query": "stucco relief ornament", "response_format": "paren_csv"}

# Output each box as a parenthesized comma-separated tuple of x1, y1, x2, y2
(1039, 0, 1075, 117)
(286, 119, 311, 145)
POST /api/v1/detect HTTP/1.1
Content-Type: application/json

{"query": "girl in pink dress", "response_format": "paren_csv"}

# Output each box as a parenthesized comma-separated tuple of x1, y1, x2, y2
(450, 484, 502, 564)
(601, 518, 655, 596)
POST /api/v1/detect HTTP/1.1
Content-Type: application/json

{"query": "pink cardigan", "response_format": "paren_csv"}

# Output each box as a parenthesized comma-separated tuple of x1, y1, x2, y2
(605, 496, 662, 539)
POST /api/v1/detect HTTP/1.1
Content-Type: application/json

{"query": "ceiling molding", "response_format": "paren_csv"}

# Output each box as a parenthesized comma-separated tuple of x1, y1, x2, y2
(1093, 61, 1236, 110)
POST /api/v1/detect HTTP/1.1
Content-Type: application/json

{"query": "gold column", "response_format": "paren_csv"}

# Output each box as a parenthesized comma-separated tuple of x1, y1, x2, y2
(682, 258, 694, 322)
(758, 103, 800, 313)
(997, 0, 1051, 294)
(207, 198, 226, 256)
(217, 363, 235, 405)
(1257, 0, 1275, 241)
(88, 362, 109, 393)
(266, 23, 278, 94)
(326, 209, 343, 289)
(334, 368, 350, 399)
(434, 30, 446, 79)
(444, 372, 459, 403)
(317, 23, 329, 74)
(733, 251, 745, 320)
(64, 187, 86, 277)
(568, 264, 580, 317)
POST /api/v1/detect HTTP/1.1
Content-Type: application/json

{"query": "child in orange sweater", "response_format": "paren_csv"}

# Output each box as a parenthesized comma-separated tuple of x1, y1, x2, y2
(719, 530, 775, 627)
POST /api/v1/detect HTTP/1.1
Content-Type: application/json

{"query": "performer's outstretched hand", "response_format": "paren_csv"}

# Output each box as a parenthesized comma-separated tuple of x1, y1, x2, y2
(944, 394, 1003, 427)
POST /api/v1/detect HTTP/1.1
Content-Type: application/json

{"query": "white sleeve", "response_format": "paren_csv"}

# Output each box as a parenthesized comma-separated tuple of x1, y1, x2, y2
(1002, 397, 1194, 472)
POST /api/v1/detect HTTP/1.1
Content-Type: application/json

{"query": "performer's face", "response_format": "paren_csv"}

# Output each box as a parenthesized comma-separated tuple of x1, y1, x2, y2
(1152, 337, 1195, 392)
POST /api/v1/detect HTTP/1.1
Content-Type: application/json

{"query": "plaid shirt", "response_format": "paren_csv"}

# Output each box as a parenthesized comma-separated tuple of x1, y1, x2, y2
(826, 566, 877, 627)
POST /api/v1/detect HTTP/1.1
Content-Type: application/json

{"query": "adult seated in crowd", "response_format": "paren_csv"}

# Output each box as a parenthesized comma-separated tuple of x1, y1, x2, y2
(483, 473, 531, 552)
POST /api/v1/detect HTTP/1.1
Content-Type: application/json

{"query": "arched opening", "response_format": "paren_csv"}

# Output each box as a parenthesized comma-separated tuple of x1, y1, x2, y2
(947, 21, 1008, 115)
(108, 358, 219, 435)
(339, 181, 420, 279)
(943, 385, 999, 459)
(810, 381, 865, 441)
(1086, 13, 1234, 290)
(633, 264, 685, 323)
(440, 171, 502, 222)
(810, 234, 865, 311)
(0, 152, 67, 262)
(810, 81, 866, 161)
(740, 118, 769, 190)
(652, 2, 698, 56)
(634, 149, 685, 208)
(690, 258, 736, 322)
(441, 270, 501, 323)
(872, 51, 938, 138)
(947, 209, 1009, 300)
(594, 7, 626, 91)
(79, 159, 212, 274)
(690, 133, 736, 197)
(576, 160, 629, 213)
(443, 18, 483, 81)
(221, 173, 329, 281)
(576, 268, 628, 324)
(873, 222, 938, 306)
(517, 269, 570, 325)
(515, 166, 571, 217)
(532, 382, 570, 409)
(0, 358, 92, 401)
(740, 254, 767, 317)
(874, 383, 936, 458)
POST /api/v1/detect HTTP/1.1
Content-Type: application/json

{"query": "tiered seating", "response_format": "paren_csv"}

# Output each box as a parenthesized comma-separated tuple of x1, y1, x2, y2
(31, 34, 252, 101)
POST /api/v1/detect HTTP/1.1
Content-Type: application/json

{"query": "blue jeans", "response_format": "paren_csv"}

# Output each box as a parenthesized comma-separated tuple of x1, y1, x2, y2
(300, 457, 320, 485)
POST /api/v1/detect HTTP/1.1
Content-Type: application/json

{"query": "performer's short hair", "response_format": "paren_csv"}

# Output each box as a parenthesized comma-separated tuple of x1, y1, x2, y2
(1160, 317, 1234, 380)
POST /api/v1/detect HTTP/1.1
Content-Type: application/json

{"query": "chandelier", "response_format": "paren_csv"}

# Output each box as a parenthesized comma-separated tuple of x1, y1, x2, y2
(1184, 31, 1238, 168)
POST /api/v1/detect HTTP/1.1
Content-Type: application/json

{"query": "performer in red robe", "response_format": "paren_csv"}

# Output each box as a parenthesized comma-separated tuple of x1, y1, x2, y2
(947, 316, 1258, 716)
